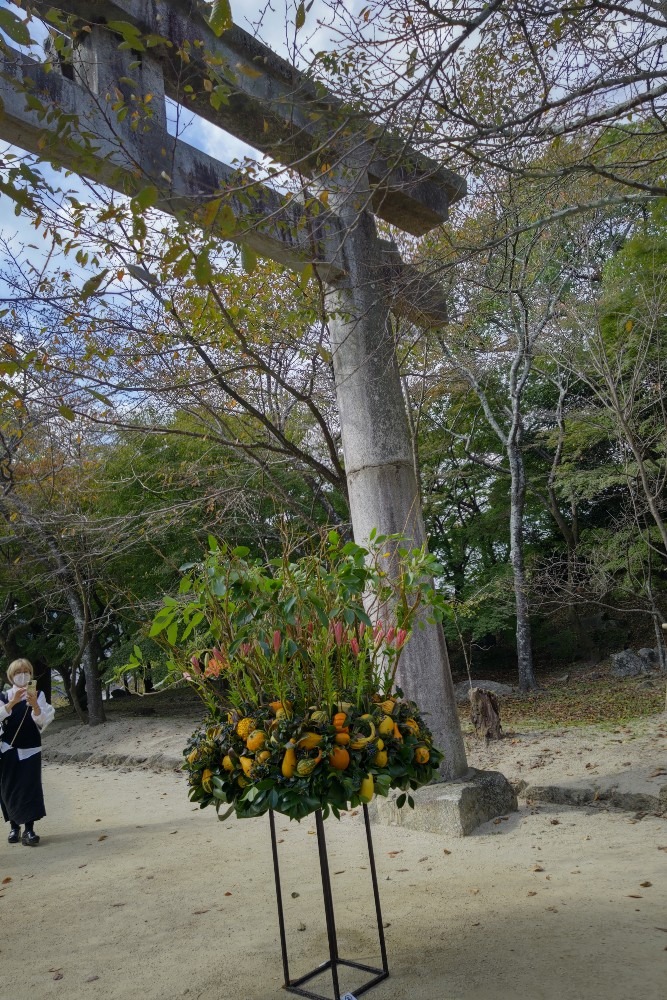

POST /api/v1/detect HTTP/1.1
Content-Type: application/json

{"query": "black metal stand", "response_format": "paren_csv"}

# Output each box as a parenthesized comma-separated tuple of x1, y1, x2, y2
(269, 804, 389, 1000)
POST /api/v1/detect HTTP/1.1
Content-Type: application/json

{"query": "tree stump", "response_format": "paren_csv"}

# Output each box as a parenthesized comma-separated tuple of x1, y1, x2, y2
(469, 687, 503, 740)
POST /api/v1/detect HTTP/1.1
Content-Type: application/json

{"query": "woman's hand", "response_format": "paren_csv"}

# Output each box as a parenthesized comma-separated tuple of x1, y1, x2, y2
(26, 689, 40, 714)
(7, 689, 26, 710)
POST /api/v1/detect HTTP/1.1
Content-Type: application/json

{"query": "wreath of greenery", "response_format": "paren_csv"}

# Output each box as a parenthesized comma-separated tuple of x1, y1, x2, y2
(183, 690, 442, 821)
(138, 530, 447, 821)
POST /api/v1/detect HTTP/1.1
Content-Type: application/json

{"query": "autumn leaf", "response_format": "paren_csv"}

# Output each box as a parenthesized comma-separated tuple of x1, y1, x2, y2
(208, 0, 232, 36)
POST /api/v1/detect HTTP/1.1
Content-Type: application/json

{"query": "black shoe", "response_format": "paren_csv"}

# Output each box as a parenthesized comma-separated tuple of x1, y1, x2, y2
(21, 830, 40, 846)
(7, 827, 20, 844)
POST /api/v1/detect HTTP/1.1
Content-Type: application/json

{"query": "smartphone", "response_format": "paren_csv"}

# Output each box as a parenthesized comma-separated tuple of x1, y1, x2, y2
(27, 680, 37, 695)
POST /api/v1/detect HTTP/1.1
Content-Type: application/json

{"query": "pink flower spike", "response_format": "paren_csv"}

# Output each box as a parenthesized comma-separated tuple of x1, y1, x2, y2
(210, 647, 224, 662)
(333, 621, 345, 647)
(350, 636, 360, 656)
(190, 656, 202, 675)
(273, 629, 282, 654)
(358, 622, 366, 639)
(373, 626, 384, 648)
(395, 628, 408, 650)
(385, 627, 396, 646)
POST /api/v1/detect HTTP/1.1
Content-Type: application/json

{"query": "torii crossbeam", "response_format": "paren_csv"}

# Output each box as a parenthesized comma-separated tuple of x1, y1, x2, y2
(0, 0, 468, 777)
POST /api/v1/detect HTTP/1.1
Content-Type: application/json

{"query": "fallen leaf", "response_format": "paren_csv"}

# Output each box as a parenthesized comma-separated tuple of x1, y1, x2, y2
(648, 768, 667, 778)
(297, 922, 306, 931)
(2, 877, 11, 885)
(627, 894, 643, 899)
(658, 846, 667, 852)
(468, 887, 480, 895)
(78, 864, 87, 869)
(527, 891, 537, 896)
(639, 881, 652, 888)
(418, 856, 428, 863)
(546, 906, 558, 913)
(532, 865, 545, 872)
(169, 830, 178, 835)
(110, 903, 126, 908)
(85, 975, 100, 982)
(655, 927, 667, 933)
(443, 849, 452, 855)
(53, 972, 64, 981)
(550, 819, 560, 825)
(387, 850, 403, 857)
(397, 868, 409, 872)
(97, 835, 108, 842)
(333, 871, 345, 875)
(193, 909, 209, 914)
(291, 892, 300, 898)
(224, 892, 232, 897)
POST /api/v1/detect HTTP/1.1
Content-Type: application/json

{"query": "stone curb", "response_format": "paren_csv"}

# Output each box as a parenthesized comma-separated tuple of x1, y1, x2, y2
(43, 748, 183, 772)
(43, 748, 667, 818)
(515, 780, 667, 816)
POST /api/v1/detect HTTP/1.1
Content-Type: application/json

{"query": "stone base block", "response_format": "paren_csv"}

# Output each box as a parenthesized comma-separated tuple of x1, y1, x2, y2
(370, 768, 517, 837)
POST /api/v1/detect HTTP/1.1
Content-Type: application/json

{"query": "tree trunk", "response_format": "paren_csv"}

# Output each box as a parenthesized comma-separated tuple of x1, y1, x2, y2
(508, 436, 538, 691)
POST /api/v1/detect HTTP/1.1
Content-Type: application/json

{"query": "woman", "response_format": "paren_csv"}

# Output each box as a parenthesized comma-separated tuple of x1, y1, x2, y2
(0, 658, 55, 846)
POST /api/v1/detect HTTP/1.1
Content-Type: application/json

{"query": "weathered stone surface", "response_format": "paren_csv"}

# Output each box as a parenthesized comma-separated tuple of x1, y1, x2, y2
(637, 647, 658, 666)
(370, 768, 517, 836)
(609, 650, 650, 677)
(454, 680, 516, 705)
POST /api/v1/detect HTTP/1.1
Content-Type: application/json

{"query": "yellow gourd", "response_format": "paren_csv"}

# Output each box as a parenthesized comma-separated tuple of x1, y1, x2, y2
(297, 732, 322, 750)
(282, 746, 297, 778)
(373, 750, 388, 767)
(378, 715, 394, 737)
(359, 774, 374, 803)
(222, 755, 234, 772)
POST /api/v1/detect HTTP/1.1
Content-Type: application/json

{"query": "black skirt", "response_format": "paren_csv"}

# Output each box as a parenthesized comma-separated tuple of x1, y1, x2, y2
(0, 749, 46, 824)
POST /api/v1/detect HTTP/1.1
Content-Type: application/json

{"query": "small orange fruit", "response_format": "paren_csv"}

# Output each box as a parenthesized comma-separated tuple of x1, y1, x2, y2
(328, 746, 350, 770)
(334, 730, 350, 745)
(246, 730, 266, 752)
(414, 746, 430, 764)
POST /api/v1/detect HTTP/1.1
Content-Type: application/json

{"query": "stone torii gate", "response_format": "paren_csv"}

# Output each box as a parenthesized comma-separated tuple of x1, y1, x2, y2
(0, 0, 470, 780)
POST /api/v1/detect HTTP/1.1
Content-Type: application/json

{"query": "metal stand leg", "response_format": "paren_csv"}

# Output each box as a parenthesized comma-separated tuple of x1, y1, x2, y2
(269, 806, 390, 1000)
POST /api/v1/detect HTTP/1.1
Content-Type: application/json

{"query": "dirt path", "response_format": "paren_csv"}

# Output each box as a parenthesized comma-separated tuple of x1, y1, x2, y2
(1, 758, 665, 1000)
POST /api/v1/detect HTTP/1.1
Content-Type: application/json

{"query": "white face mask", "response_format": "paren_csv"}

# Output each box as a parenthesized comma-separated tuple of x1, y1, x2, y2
(13, 673, 31, 689)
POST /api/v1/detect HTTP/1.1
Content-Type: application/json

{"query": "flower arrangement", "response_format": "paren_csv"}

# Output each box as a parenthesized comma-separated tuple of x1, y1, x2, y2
(144, 530, 447, 821)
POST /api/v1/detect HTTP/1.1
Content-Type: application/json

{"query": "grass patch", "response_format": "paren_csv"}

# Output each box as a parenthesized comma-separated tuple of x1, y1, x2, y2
(458, 674, 664, 730)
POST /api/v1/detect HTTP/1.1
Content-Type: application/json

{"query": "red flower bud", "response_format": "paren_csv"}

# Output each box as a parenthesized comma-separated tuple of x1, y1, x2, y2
(395, 628, 408, 650)
(333, 621, 345, 647)
(350, 637, 360, 656)
(273, 629, 282, 654)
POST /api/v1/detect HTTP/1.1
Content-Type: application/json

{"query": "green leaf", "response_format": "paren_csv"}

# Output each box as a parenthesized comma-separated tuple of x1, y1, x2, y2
(0, 9, 32, 47)
(209, 0, 233, 36)
(194, 249, 213, 285)
(131, 185, 159, 213)
(295, 2, 306, 31)
(241, 244, 257, 274)
(58, 404, 76, 421)
(80, 270, 109, 301)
